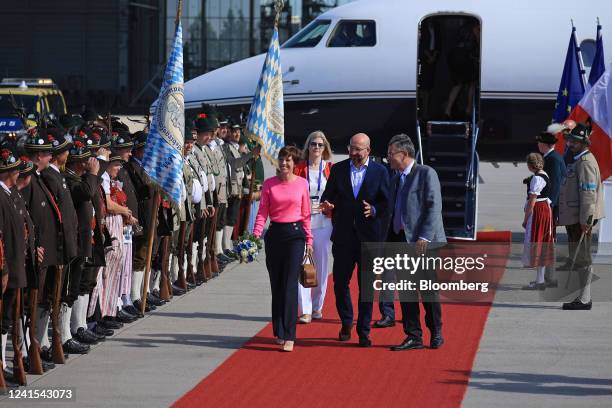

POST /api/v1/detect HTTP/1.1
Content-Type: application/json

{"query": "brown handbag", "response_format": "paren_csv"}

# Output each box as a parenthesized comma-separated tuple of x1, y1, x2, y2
(300, 253, 318, 288)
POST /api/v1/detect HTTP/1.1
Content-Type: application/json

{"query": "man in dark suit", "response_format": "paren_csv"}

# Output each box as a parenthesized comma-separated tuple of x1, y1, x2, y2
(320, 133, 390, 347)
(536, 132, 568, 282)
(384, 134, 446, 351)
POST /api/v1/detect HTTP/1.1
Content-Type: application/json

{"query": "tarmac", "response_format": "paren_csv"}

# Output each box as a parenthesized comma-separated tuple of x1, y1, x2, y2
(1, 161, 611, 407)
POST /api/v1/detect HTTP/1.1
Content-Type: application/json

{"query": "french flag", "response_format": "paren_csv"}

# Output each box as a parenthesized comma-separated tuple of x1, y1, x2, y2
(568, 65, 612, 181)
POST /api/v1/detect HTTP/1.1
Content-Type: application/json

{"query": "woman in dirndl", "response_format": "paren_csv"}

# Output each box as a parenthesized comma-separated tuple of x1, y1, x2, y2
(98, 154, 133, 319)
(522, 153, 555, 290)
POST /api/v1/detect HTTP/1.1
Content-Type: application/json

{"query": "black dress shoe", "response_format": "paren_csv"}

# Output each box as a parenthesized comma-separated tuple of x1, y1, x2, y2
(373, 315, 396, 328)
(63, 339, 90, 354)
(74, 327, 99, 344)
(116, 309, 137, 323)
(172, 284, 186, 296)
(41, 360, 55, 372)
(101, 317, 124, 329)
(224, 249, 237, 260)
(358, 336, 372, 347)
(133, 299, 154, 312)
(148, 292, 166, 306)
(123, 304, 144, 318)
(93, 324, 113, 337)
(390, 337, 424, 351)
(40, 346, 54, 362)
(523, 282, 546, 291)
(186, 281, 196, 290)
(562, 298, 593, 310)
(430, 332, 444, 349)
(338, 325, 352, 341)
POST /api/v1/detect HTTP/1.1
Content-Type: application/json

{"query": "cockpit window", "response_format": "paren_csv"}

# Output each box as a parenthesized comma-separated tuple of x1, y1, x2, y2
(283, 19, 331, 48)
(327, 20, 376, 47)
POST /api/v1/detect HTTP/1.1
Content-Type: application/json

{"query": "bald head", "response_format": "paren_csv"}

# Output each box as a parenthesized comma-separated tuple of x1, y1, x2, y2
(351, 133, 370, 147)
(348, 132, 371, 167)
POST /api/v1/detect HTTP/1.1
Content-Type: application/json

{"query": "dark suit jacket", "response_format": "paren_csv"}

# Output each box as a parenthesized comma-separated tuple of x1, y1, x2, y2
(321, 158, 390, 243)
(65, 169, 99, 258)
(123, 158, 155, 235)
(11, 187, 37, 289)
(0, 188, 26, 288)
(118, 167, 139, 220)
(22, 173, 62, 267)
(384, 164, 447, 244)
(544, 149, 567, 209)
(42, 166, 78, 262)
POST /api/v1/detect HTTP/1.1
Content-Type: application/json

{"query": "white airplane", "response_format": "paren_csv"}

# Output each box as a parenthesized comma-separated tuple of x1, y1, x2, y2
(185, 0, 611, 239)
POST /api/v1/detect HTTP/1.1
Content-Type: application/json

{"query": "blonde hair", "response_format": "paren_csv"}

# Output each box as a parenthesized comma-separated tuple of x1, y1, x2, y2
(526, 152, 544, 171)
(303, 130, 332, 161)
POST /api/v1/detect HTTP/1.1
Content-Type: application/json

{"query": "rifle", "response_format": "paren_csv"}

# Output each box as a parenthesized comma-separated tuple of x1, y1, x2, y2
(207, 209, 219, 277)
(196, 216, 208, 284)
(176, 221, 188, 291)
(51, 266, 65, 364)
(185, 224, 196, 286)
(159, 236, 172, 301)
(12, 288, 26, 385)
(27, 288, 43, 374)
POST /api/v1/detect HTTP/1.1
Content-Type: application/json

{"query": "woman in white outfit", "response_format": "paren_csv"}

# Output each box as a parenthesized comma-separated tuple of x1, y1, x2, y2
(294, 131, 333, 323)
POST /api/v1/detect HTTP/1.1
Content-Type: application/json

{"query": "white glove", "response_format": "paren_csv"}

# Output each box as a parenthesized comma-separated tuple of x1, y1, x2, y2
(192, 179, 203, 204)
(200, 171, 209, 193)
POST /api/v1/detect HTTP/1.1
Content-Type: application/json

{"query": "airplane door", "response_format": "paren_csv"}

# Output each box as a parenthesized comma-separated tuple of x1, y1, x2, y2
(416, 14, 482, 240)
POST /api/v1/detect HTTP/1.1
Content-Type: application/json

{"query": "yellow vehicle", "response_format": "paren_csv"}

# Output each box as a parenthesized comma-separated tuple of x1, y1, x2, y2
(0, 78, 67, 123)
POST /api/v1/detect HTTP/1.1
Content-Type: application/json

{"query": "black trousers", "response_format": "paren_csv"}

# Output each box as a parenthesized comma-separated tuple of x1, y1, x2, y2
(63, 257, 84, 306)
(378, 229, 407, 320)
(332, 240, 374, 338)
(264, 221, 305, 341)
(226, 196, 241, 227)
(215, 203, 228, 232)
(399, 248, 442, 339)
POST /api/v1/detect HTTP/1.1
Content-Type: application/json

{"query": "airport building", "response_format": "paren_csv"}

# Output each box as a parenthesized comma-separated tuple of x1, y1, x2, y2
(0, 0, 353, 112)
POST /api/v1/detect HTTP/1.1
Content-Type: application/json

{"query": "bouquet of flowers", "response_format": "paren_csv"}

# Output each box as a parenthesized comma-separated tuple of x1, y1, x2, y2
(234, 233, 262, 263)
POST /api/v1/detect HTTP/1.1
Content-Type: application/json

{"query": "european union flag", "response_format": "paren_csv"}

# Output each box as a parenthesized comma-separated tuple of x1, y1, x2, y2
(142, 21, 185, 205)
(553, 27, 586, 122)
(588, 23, 606, 88)
(245, 27, 284, 165)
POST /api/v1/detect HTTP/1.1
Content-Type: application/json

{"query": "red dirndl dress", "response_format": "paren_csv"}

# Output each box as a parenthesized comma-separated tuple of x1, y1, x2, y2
(522, 172, 555, 267)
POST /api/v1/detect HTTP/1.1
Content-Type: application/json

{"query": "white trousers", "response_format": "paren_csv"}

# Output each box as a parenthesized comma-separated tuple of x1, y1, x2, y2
(298, 224, 332, 315)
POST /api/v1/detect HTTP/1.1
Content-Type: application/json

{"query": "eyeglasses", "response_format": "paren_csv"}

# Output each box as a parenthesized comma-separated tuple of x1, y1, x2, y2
(386, 150, 404, 158)
(310, 142, 325, 148)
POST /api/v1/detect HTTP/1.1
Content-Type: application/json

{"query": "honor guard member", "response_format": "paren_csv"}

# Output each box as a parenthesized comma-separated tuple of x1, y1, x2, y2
(123, 130, 162, 312)
(169, 127, 202, 292)
(221, 118, 260, 256)
(63, 136, 105, 344)
(0, 148, 27, 382)
(193, 113, 218, 280)
(557, 124, 605, 310)
(89, 126, 112, 175)
(22, 129, 66, 363)
(207, 111, 231, 264)
(42, 131, 90, 354)
(185, 123, 210, 282)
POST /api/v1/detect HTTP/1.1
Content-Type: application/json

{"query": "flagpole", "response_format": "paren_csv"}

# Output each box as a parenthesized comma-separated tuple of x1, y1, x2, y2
(572, 20, 589, 89)
(140, 0, 184, 315)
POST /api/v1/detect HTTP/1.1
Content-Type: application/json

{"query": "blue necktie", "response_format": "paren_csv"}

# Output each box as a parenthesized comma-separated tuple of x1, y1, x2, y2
(393, 174, 406, 234)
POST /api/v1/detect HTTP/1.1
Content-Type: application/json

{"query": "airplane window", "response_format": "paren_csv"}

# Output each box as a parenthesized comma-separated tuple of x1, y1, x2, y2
(327, 20, 376, 47)
(580, 39, 596, 68)
(283, 19, 331, 48)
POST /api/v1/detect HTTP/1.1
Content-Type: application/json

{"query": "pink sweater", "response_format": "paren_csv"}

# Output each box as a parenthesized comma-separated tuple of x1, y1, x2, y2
(253, 176, 313, 246)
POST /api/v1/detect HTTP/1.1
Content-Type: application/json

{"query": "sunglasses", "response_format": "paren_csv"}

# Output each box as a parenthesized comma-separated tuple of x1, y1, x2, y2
(310, 142, 325, 148)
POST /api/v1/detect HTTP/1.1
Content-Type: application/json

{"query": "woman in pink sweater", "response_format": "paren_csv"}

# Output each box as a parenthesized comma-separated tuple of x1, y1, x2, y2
(253, 146, 313, 352)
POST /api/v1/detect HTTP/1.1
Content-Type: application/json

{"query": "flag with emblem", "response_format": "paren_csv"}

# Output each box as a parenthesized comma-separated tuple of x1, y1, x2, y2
(552, 26, 586, 123)
(142, 20, 185, 205)
(245, 26, 284, 165)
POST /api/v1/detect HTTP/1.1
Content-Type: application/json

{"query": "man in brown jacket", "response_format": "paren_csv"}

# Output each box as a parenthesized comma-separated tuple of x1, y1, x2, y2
(557, 123, 605, 310)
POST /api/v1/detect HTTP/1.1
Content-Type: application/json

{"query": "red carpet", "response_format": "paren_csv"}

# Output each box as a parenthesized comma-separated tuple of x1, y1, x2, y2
(174, 233, 511, 408)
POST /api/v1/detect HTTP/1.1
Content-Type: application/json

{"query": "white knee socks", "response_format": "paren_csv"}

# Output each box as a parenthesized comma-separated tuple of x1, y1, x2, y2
(580, 267, 593, 303)
(35, 308, 51, 349)
(536, 266, 546, 284)
(215, 230, 224, 255)
(170, 255, 179, 282)
(59, 303, 73, 344)
(131, 270, 144, 301)
(223, 225, 234, 252)
(1, 333, 7, 369)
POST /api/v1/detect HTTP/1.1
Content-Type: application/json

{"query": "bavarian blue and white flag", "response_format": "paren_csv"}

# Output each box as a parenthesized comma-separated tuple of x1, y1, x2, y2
(246, 27, 284, 165)
(143, 22, 185, 205)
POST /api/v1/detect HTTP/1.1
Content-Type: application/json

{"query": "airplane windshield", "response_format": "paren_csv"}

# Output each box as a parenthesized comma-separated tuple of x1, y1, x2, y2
(283, 19, 331, 48)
